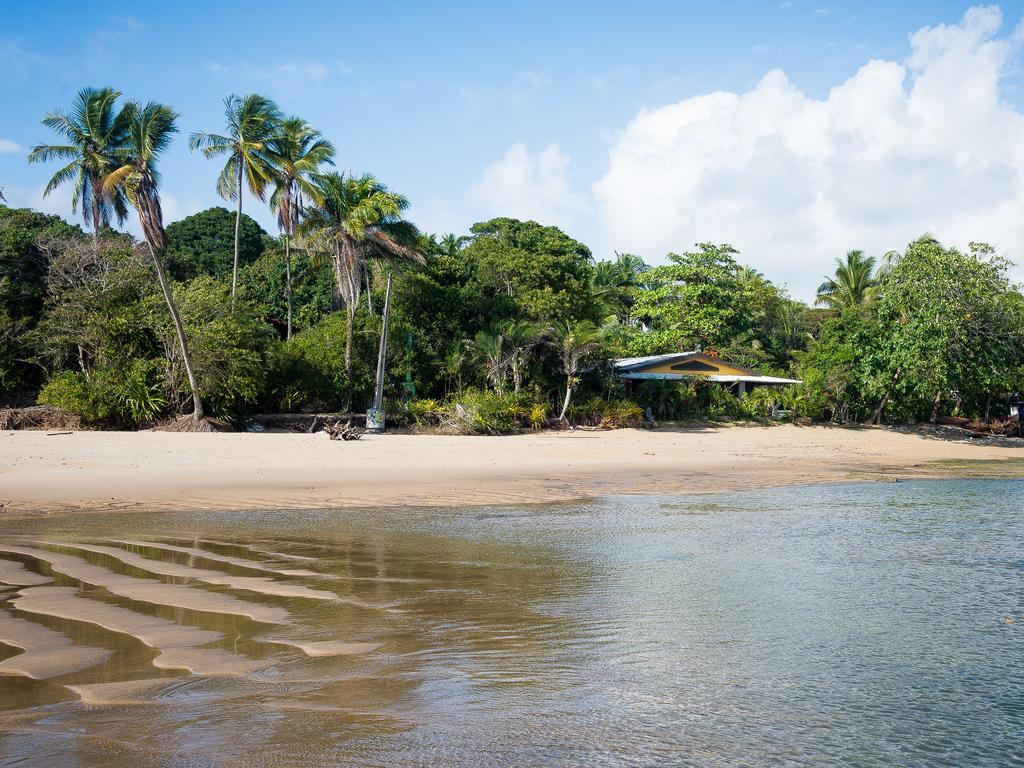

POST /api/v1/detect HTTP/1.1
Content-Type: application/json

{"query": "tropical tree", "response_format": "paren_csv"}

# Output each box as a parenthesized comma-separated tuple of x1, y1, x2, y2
(28, 87, 129, 240)
(189, 94, 282, 302)
(592, 251, 649, 323)
(103, 100, 205, 422)
(466, 328, 507, 395)
(548, 319, 607, 423)
(267, 117, 334, 339)
(503, 319, 543, 394)
(815, 250, 878, 310)
(300, 172, 423, 390)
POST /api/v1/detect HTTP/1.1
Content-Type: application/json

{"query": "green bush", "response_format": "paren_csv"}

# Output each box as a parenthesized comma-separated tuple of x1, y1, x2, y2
(406, 390, 533, 434)
(37, 360, 168, 427)
(38, 371, 108, 423)
(568, 396, 645, 428)
(105, 358, 167, 425)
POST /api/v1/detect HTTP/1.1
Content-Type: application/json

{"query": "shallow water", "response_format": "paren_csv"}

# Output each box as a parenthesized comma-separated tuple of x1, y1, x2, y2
(0, 480, 1021, 767)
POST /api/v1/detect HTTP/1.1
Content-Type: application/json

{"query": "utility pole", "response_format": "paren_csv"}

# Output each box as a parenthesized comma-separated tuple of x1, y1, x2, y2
(367, 273, 392, 431)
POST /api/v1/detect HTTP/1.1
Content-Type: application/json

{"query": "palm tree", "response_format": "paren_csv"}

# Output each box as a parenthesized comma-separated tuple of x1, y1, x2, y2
(28, 87, 129, 240)
(103, 101, 204, 422)
(267, 117, 334, 339)
(548, 320, 607, 423)
(300, 172, 424, 390)
(437, 233, 470, 258)
(466, 328, 507, 395)
(815, 250, 878, 310)
(189, 94, 282, 303)
(503, 319, 543, 394)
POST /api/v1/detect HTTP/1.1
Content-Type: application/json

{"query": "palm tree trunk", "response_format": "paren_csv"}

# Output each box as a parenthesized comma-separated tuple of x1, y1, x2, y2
(559, 378, 573, 423)
(284, 233, 293, 341)
(232, 161, 243, 307)
(145, 240, 205, 421)
(983, 393, 992, 424)
(344, 304, 355, 390)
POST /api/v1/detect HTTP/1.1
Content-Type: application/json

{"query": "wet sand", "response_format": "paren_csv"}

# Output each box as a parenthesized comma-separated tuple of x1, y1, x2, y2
(1, 425, 1022, 516)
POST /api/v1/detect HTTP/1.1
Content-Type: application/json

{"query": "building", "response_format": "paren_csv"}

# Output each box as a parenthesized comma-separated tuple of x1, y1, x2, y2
(612, 350, 801, 399)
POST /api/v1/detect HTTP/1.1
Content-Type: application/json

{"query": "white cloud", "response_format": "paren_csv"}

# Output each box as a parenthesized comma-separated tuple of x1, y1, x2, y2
(204, 60, 347, 88)
(469, 143, 586, 230)
(591, 5, 1024, 298)
(0, 138, 21, 154)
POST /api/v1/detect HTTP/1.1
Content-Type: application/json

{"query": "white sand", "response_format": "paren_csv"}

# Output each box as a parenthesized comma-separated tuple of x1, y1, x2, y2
(1, 425, 1021, 515)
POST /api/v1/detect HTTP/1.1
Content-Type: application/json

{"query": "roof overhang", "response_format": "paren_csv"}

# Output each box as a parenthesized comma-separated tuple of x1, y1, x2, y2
(618, 372, 801, 385)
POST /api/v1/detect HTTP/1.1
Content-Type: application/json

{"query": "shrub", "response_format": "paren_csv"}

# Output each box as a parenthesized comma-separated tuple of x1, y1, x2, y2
(38, 371, 108, 423)
(568, 396, 645, 428)
(105, 358, 167, 425)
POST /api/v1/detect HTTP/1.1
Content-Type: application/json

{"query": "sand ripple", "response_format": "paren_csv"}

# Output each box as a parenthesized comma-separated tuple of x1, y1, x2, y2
(0, 559, 53, 587)
(0, 612, 110, 679)
(11, 586, 268, 676)
(0, 545, 288, 623)
(38, 541, 338, 601)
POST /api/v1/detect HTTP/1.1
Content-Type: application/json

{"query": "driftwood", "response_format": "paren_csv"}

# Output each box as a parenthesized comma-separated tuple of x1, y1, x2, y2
(0, 406, 80, 431)
(935, 415, 1022, 438)
(324, 419, 364, 441)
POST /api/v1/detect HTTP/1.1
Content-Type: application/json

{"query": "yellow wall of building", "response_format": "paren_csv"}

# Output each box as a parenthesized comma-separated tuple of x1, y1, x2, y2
(638, 357, 751, 377)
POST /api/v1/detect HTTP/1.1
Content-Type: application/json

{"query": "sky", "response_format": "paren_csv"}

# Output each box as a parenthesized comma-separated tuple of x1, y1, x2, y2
(3, 1, 1024, 300)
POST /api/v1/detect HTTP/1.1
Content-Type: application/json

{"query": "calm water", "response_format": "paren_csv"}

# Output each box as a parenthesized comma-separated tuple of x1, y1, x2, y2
(0, 480, 1021, 767)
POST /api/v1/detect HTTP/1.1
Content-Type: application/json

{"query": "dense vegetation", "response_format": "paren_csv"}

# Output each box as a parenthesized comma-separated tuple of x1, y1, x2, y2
(3, 87, 1023, 431)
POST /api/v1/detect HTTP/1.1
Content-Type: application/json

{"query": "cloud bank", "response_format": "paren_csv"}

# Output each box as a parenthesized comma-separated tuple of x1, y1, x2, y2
(590, 5, 1024, 296)
(465, 6, 1024, 299)
(468, 142, 586, 228)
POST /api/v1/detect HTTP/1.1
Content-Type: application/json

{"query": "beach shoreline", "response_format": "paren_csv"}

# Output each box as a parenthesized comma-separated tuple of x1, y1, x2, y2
(2, 424, 1022, 518)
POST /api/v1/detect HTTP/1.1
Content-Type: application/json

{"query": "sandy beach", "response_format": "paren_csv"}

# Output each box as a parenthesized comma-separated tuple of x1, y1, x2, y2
(2, 424, 1022, 516)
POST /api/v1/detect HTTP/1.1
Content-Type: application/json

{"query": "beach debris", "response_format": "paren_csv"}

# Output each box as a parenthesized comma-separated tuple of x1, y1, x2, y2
(152, 414, 233, 433)
(0, 405, 80, 431)
(325, 419, 363, 441)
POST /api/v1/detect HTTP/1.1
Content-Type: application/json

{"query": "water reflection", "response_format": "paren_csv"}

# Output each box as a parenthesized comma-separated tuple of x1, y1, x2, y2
(1, 480, 1022, 767)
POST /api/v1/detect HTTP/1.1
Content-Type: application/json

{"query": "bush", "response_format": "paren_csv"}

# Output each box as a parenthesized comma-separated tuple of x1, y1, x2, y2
(267, 314, 350, 411)
(38, 371, 108, 423)
(37, 360, 168, 427)
(568, 396, 645, 428)
(406, 390, 533, 434)
(738, 386, 780, 420)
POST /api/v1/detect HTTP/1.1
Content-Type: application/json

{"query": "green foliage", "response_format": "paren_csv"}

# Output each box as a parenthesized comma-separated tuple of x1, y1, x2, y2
(164, 207, 266, 281)
(38, 371, 108, 422)
(150, 276, 275, 417)
(0, 205, 82, 395)
(107, 358, 167, 424)
(567, 396, 645, 428)
(464, 218, 595, 324)
(407, 389, 536, 434)
(268, 313, 351, 411)
(239, 237, 335, 335)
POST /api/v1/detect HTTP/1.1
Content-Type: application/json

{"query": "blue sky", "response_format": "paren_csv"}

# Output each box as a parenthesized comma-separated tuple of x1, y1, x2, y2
(3, 1, 1024, 298)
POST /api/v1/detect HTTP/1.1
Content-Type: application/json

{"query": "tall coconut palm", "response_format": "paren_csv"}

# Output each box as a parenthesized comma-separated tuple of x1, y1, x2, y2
(28, 87, 129, 239)
(301, 172, 424, 391)
(189, 94, 282, 303)
(548, 319, 607, 423)
(267, 117, 335, 340)
(815, 250, 878, 310)
(103, 101, 204, 422)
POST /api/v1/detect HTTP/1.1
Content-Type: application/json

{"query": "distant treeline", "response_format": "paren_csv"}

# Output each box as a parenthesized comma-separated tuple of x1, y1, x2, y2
(2, 86, 1022, 430)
